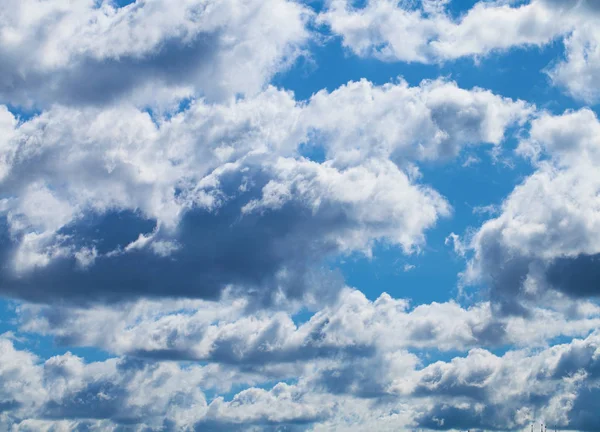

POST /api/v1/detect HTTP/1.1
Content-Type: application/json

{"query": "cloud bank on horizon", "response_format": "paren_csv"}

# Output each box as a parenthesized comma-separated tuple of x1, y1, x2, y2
(1, 0, 600, 430)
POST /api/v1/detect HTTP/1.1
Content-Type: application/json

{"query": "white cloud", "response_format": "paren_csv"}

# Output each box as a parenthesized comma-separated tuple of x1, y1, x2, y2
(319, 0, 600, 102)
(0, 0, 312, 108)
(545, 2, 600, 102)
(1, 0, 599, 430)
(318, 0, 571, 62)
(0, 339, 45, 417)
(3, 328, 600, 430)
(464, 108, 600, 312)
(410, 331, 600, 430)
(16, 287, 600, 371)
(0, 78, 527, 303)
(303, 78, 532, 165)
(0, 338, 209, 429)
(244, 157, 450, 255)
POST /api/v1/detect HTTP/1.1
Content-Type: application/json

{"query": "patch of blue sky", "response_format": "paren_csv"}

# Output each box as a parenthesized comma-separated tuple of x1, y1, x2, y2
(444, 0, 485, 18)
(4, 104, 41, 122)
(109, 0, 137, 8)
(0, 298, 17, 336)
(143, 96, 194, 124)
(298, 138, 327, 163)
(291, 307, 317, 326)
(273, 36, 442, 101)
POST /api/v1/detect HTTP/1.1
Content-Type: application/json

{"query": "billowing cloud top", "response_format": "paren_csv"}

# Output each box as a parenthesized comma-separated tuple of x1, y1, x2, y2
(0, 0, 599, 431)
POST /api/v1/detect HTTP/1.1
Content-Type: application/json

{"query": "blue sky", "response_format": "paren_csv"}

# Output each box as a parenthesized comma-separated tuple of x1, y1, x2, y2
(1, 0, 600, 430)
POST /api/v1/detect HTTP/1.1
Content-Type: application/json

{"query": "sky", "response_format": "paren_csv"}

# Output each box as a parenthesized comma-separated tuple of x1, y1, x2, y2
(0, 0, 600, 430)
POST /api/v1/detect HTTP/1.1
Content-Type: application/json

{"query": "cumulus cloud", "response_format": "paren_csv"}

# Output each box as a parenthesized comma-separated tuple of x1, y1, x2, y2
(2, 1, 597, 429)
(15, 288, 600, 374)
(544, 1, 600, 102)
(0, 336, 325, 431)
(318, 0, 567, 62)
(303, 78, 532, 165)
(0, 0, 311, 108)
(412, 331, 600, 431)
(4, 330, 600, 430)
(318, 0, 600, 102)
(0, 78, 528, 305)
(464, 108, 600, 314)
(0, 339, 44, 418)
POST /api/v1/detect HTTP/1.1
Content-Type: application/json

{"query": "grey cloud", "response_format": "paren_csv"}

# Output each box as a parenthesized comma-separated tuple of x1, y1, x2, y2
(546, 254, 600, 298)
(415, 403, 528, 431)
(194, 420, 310, 431)
(416, 404, 501, 431)
(0, 167, 347, 306)
(0, 400, 21, 412)
(0, 34, 220, 108)
(567, 388, 600, 431)
(308, 354, 401, 399)
(552, 337, 600, 380)
(194, 416, 323, 432)
(42, 381, 130, 423)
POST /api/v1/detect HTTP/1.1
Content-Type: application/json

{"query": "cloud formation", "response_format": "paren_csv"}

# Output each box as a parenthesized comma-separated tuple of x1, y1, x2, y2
(0, 78, 528, 305)
(15, 288, 600, 366)
(0, 0, 312, 108)
(3, 329, 600, 431)
(464, 108, 600, 314)
(1, 0, 599, 430)
(319, 0, 600, 102)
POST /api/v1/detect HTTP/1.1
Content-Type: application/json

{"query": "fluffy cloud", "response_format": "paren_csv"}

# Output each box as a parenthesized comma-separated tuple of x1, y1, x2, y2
(463, 108, 600, 314)
(412, 331, 600, 431)
(3, 2, 598, 428)
(15, 287, 600, 376)
(0, 335, 407, 431)
(0, 338, 44, 418)
(318, 0, 566, 62)
(545, 1, 600, 102)
(0, 336, 324, 431)
(0, 78, 528, 305)
(319, 0, 600, 102)
(0, 0, 311, 108)
(303, 78, 532, 165)
(4, 330, 600, 430)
